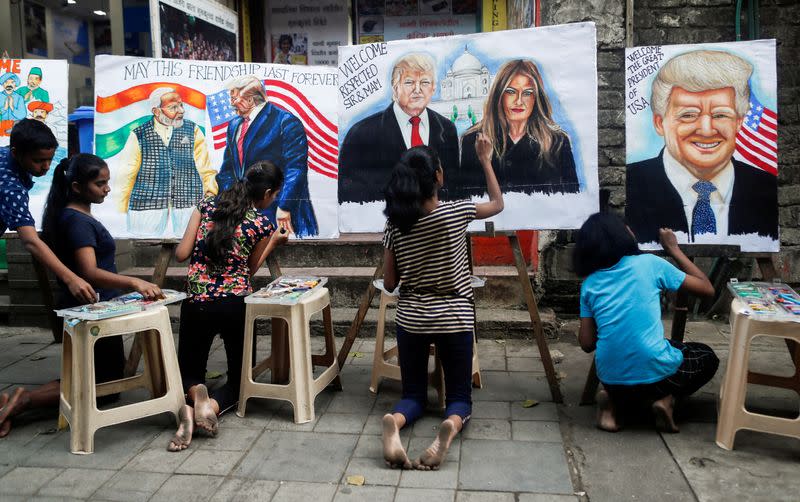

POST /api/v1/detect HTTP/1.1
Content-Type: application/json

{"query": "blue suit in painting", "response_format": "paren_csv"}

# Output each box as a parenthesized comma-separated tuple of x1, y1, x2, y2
(216, 102, 318, 237)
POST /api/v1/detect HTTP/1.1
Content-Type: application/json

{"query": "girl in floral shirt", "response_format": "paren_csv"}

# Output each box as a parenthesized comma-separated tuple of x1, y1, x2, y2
(170, 162, 288, 452)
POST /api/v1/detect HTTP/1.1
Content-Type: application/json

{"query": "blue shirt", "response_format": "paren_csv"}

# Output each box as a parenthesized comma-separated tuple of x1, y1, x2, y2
(0, 146, 35, 235)
(580, 254, 686, 385)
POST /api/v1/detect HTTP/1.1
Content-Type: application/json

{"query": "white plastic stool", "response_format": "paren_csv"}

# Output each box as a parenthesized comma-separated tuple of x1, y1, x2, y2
(238, 287, 340, 423)
(59, 306, 185, 454)
(716, 299, 800, 450)
(369, 281, 482, 408)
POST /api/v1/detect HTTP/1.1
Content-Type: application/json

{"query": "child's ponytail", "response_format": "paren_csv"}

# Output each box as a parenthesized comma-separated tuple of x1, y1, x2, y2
(205, 161, 284, 264)
(383, 146, 440, 233)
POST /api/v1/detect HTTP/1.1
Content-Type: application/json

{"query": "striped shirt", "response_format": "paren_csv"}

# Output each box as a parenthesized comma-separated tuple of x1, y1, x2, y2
(383, 200, 477, 334)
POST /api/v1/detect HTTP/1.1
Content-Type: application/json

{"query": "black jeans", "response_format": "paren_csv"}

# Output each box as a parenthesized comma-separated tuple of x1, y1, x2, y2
(604, 340, 719, 403)
(178, 296, 247, 412)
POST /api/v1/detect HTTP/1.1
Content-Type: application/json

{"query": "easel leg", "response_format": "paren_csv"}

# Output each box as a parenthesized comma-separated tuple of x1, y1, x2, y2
(31, 257, 61, 343)
(580, 359, 599, 405)
(125, 242, 176, 378)
(509, 233, 563, 403)
(669, 257, 693, 343)
(337, 258, 384, 369)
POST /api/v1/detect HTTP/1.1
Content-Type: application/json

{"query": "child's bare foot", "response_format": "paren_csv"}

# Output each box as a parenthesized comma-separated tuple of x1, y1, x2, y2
(0, 388, 31, 438)
(652, 395, 679, 433)
(167, 405, 195, 452)
(190, 385, 218, 437)
(382, 414, 411, 469)
(596, 389, 619, 432)
(414, 417, 459, 470)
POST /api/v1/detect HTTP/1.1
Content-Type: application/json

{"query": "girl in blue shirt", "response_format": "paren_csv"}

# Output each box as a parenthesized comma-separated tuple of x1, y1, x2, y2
(574, 213, 718, 433)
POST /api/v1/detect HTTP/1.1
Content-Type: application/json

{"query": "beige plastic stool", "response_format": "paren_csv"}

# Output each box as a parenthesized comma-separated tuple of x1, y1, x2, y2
(369, 283, 482, 408)
(59, 306, 185, 454)
(238, 287, 340, 423)
(716, 299, 800, 450)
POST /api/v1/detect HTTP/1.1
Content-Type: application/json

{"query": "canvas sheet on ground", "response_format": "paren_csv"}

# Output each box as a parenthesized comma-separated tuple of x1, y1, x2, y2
(336, 22, 599, 233)
(625, 39, 778, 252)
(0, 59, 69, 228)
(94, 55, 339, 239)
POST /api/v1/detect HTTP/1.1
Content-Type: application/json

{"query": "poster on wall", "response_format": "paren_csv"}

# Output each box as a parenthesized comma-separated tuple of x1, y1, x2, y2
(150, 0, 238, 61)
(266, 1, 349, 66)
(355, 0, 479, 44)
(24, 2, 48, 57)
(52, 13, 91, 66)
(0, 59, 69, 226)
(337, 22, 598, 232)
(625, 40, 778, 252)
(94, 55, 339, 239)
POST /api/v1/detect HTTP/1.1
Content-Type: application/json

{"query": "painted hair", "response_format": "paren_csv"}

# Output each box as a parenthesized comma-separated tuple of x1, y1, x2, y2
(204, 161, 284, 264)
(572, 212, 641, 278)
(383, 146, 440, 234)
(9, 118, 58, 155)
(41, 154, 107, 247)
(148, 87, 177, 110)
(470, 59, 564, 163)
(391, 53, 436, 100)
(226, 75, 267, 104)
(651, 50, 752, 117)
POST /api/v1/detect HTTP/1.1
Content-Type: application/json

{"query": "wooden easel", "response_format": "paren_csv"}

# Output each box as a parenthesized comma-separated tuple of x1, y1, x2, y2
(579, 246, 778, 405)
(335, 222, 564, 404)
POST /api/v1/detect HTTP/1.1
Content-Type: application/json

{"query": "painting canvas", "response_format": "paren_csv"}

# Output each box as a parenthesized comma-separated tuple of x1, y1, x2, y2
(94, 55, 339, 239)
(625, 40, 778, 252)
(336, 22, 598, 232)
(0, 59, 69, 228)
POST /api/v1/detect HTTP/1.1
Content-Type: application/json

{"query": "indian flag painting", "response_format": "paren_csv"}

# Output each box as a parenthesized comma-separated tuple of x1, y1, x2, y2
(94, 55, 340, 239)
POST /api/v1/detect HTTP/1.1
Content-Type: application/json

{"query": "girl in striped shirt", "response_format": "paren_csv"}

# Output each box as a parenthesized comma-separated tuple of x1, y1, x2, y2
(381, 137, 503, 470)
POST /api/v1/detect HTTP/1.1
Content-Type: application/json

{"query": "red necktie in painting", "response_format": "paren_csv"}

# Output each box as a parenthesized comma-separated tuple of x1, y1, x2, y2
(237, 117, 250, 164)
(409, 116, 423, 147)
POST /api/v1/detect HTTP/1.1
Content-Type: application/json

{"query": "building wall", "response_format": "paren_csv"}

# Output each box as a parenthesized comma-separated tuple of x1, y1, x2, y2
(540, 0, 800, 313)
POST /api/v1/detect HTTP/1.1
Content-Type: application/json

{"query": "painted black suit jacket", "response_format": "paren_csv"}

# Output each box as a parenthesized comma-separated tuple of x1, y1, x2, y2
(337, 104, 459, 204)
(626, 150, 778, 244)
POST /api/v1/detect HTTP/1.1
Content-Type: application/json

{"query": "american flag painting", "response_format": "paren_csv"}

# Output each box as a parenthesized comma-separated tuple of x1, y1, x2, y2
(734, 93, 778, 176)
(206, 80, 339, 179)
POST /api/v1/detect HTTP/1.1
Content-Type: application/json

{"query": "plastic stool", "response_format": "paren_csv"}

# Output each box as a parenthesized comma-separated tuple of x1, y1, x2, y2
(369, 283, 482, 408)
(59, 306, 185, 454)
(716, 299, 800, 450)
(237, 287, 341, 423)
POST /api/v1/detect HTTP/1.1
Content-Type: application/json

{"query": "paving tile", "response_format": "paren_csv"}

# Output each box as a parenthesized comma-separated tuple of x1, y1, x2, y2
(333, 484, 396, 501)
(0, 346, 61, 384)
(24, 422, 161, 469)
(197, 425, 264, 451)
(459, 439, 572, 493)
(410, 416, 448, 438)
(471, 401, 511, 419)
(227, 399, 280, 427)
(476, 353, 506, 371)
(511, 421, 563, 442)
(472, 371, 550, 402)
(92, 471, 170, 502)
(399, 460, 459, 489)
(325, 394, 376, 415)
(352, 428, 411, 458)
(150, 473, 225, 501)
(234, 431, 358, 482)
(518, 494, 579, 502)
(407, 435, 461, 460)
(265, 406, 320, 431)
(27, 497, 84, 502)
(0, 421, 64, 465)
(508, 357, 542, 372)
(176, 449, 246, 476)
(505, 342, 541, 357)
(456, 491, 515, 502)
(511, 401, 559, 421)
(0, 466, 62, 496)
(123, 446, 189, 473)
(343, 456, 402, 486)
(395, 487, 455, 502)
(209, 478, 280, 502)
(271, 481, 337, 502)
(37, 467, 115, 498)
(462, 419, 511, 440)
(314, 413, 368, 434)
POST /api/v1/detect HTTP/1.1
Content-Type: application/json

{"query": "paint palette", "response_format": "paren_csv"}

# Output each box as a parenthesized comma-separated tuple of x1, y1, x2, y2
(54, 289, 188, 321)
(246, 276, 328, 305)
(728, 280, 800, 320)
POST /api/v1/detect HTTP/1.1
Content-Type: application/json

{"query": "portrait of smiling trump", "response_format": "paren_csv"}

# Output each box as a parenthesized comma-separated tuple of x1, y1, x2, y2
(625, 45, 778, 251)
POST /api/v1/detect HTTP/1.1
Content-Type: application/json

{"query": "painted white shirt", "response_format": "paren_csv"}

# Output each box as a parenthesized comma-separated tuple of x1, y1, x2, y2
(236, 102, 266, 143)
(393, 101, 430, 149)
(663, 148, 734, 237)
(153, 118, 174, 146)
